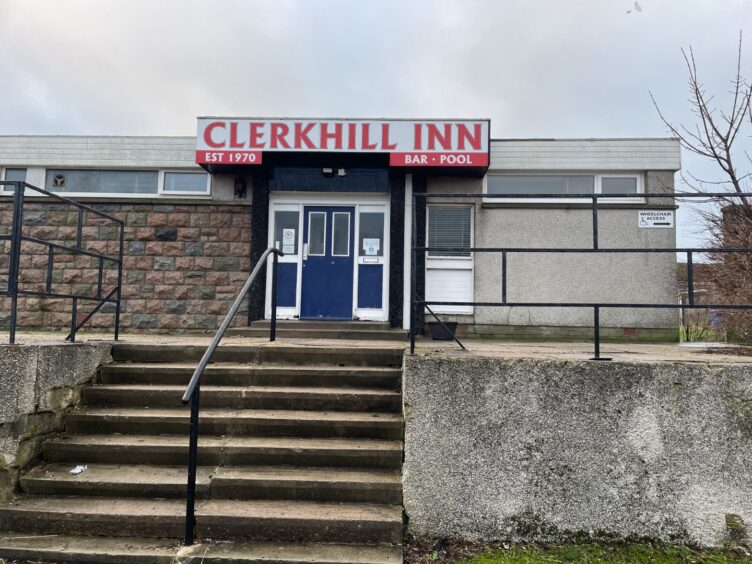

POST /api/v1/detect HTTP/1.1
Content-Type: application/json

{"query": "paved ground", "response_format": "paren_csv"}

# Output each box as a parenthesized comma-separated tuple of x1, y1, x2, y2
(2, 329, 751, 364)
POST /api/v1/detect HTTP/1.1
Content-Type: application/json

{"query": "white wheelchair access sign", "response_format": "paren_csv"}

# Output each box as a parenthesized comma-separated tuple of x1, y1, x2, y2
(638, 210, 674, 228)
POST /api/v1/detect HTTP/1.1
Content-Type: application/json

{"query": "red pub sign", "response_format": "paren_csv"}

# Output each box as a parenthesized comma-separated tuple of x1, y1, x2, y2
(196, 118, 490, 167)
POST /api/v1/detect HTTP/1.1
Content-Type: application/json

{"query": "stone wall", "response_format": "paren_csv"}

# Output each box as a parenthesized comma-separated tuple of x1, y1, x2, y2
(403, 353, 752, 547)
(0, 201, 251, 332)
(0, 342, 111, 502)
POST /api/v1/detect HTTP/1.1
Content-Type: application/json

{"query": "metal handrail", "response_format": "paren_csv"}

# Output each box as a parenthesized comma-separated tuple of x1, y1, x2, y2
(180, 246, 283, 546)
(409, 190, 752, 359)
(1, 181, 125, 343)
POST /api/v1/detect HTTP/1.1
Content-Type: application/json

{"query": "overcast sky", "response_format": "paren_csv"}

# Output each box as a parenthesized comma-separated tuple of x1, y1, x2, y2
(1, 0, 751, 247)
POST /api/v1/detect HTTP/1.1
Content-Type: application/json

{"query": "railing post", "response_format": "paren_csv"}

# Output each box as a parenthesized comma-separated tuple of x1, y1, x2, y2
(8, 182, 24, 345)
(590, 306, 612, 361)
(8, 182, 25, 344)
(184, 381, 200, 546)
(409, 192, 417, 355)
(592, 306, 601, 359)
(114, 223, 124, 340)
(501, 250, 508, 304)
(69, 208, 84, 343)
(686, 251, 694, 306)
(270, 251, 278, 342)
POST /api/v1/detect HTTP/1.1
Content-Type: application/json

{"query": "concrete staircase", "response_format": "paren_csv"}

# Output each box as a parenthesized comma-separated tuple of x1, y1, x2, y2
(0, 343, 405, 563)
(227, 320, 407, 341)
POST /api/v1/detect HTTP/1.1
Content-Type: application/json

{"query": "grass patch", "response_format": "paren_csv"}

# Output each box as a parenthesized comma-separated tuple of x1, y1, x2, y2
(460, 543, 750, 563)
(406, 539, 751, 563)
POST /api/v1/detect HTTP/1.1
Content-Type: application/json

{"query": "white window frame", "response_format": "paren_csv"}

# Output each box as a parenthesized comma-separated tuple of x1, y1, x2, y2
(41, 168, 160, 198)
(597, 173, 644, 203)
(331, 211, 351, 257)
(158, 169, 211, 197)
(1, 167, 27, 193)
(11, 167, 211, 199)
(306, 211, 327, 257)
(483, 172, 644, 204)
(425, 203, 474, 315)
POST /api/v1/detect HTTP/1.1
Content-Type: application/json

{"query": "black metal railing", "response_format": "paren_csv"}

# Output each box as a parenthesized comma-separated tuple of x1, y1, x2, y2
(409, 190, 752, 359)
(0, 181, 124, 343)
(180, 246, 282, 546)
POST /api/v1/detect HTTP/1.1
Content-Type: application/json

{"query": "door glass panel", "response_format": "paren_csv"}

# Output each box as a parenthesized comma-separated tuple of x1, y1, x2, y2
(332, 212, 350, 256)
(274, 211, 299, 254)
(359, 212, 384, 257)
(308, 212, 326, 256)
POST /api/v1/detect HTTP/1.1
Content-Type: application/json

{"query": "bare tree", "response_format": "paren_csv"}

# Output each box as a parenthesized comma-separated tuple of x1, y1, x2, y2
(651, 32, 751, 205)
(651, 32, 752, 342)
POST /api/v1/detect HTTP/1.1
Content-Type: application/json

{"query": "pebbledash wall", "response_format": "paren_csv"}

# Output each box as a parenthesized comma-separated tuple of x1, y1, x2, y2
(0, 127, 682, 337)
(403, 353, 752, 547)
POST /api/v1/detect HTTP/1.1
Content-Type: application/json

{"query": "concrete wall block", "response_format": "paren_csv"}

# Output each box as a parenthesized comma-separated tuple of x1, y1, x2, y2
(0, 346, 38, 424)
(403, 354, 752, 547)
(35, 344, 112, 411)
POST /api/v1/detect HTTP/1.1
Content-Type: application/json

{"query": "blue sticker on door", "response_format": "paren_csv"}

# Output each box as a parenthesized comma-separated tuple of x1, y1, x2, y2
(301, 206, 355, 320)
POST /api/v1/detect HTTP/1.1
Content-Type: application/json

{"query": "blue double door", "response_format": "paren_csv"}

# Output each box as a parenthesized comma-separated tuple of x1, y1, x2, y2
(300, 206, 355, 320)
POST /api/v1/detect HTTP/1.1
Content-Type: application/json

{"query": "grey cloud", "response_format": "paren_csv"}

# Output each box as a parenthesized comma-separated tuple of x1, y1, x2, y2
(0, 0, 750, 245)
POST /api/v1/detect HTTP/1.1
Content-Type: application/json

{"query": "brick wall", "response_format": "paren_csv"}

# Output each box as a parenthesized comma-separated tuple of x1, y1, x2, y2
(0, 201, 252, 333)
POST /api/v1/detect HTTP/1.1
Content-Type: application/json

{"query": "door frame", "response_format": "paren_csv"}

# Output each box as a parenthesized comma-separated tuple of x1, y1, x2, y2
(266, 192, 391, 322)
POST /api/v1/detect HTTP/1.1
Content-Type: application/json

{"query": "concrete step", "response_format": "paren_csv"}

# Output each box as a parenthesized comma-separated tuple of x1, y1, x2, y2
(253, 320, 392, 331)
(111, 344, 404, 367)
(99, 363, 402, 389)
(21, 463, 212, 499)
(83, 384, 402, 412)
(0, 533, 402, 563)
(0, 496, 403, 543)
(227, 327, 407, 341)
(43, 435, 403, 468)
(212, 466, 402, 504)
(66, 408, 403, 440)
(21, 463, 402, 504)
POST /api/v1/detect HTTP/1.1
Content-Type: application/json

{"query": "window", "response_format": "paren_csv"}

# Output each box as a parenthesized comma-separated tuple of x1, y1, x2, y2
(427, 206, 472, 258)
(2, 168, 26, 193)
(162, 171, 209, 194)
(485, 173, 643, 203)
(307, 212, 326, 256)
(45, 169, 158, 194)
(359, 212, 385, 257)
(332, 212, 350, 256)
(601, 176, 638, 195)
(488, 174, 594, 197)
(274, 211, 299, 254)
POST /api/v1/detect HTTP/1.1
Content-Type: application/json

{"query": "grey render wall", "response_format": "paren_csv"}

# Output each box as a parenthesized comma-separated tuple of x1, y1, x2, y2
(426, 171, 677, 329)
(0, 343, 112, 502)
(402, 353, 752, 547)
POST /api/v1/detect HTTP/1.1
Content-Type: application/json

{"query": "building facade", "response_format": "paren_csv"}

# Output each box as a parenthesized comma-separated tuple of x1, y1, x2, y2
(0, 118, 681, 340)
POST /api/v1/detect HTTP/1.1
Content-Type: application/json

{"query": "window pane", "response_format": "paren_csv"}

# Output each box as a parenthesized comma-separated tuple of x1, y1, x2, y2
(163, 172, 208, 193)
(2, 168, 26, 193)
(487, 175, 595, 196)
(274, 211, 299, 254)
(308, 212, 326, 256)
(601, 177, 638, 195)
(332, 213, 350, 256)
(359, 212, 384, 257)
(428, 206, 472, 258)
(45, 170, 158, 194)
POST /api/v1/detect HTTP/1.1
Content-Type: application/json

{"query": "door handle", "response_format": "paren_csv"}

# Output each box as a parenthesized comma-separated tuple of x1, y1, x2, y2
(303, 243, 308, 260)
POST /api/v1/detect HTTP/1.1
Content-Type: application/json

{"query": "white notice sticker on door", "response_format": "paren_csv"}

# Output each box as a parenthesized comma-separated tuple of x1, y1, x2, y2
(363, 238, 380, 256)
(638, 210, 674, 228)
(282, 228, 296, 253)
